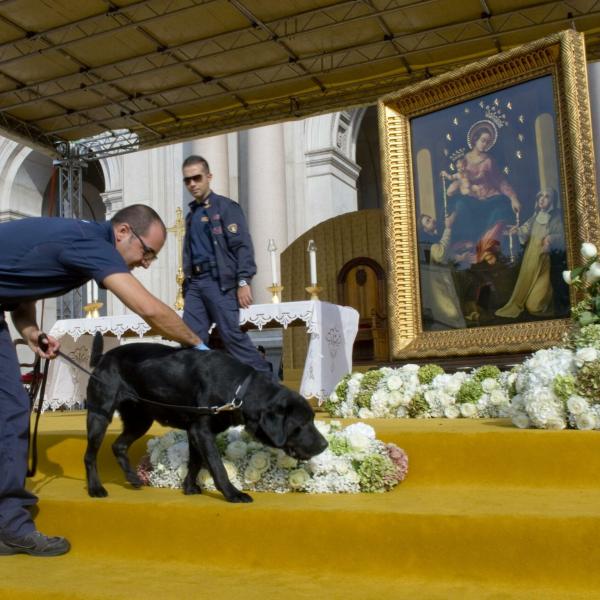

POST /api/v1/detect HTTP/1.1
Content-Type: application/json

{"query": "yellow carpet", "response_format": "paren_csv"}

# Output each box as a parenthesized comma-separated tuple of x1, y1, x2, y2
(1, 413, 600, 599)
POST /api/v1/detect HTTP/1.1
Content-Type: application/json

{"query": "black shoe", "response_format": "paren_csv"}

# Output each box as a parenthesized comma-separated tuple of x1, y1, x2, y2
(0, 530, 70, 556)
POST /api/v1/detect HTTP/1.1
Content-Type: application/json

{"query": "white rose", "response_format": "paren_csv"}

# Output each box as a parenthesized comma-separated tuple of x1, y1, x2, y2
(226, 440, 248, 461)
(444, 377, 462, 395)
(196, 468, 213, 487)
(586, 262, 600, 284)
(567, 395, 590, 415)
(575, 413, 597, 430)
(249, 451, 271, 472)
(581, 242, 598, 259)
(347, 431, 371, 452)
(490, 389, 508, 406)
(288, 468, 311, 489)
(562, 270, 572, 285)
(444, 405, 460, 419)
(481, 378, 499, 393)
(459, 403, 478, 418)
(395, 406, 409, 418)
(244, 466, 262, 483)
(388, 390, 404, 408)
(277, 453, 298, 469)
(575, 347, 599, 366)
(176, 464, 188, 480)
(358, 407, 374, 419)
(545, 418, 566, 430)
(386, 375, 403, 391)
(512, 413, 531, 429)
(328, 391, 339, 404)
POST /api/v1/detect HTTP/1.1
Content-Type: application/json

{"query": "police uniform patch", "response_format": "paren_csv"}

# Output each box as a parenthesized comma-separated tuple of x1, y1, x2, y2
(227, 223, 238, 234)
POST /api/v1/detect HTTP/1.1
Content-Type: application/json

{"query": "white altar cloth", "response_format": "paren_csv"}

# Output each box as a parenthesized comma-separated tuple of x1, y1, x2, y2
(44, 301, 359, 410)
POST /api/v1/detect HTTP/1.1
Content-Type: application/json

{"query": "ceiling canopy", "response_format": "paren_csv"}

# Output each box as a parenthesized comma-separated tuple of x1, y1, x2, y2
(0, 0, 598, 158)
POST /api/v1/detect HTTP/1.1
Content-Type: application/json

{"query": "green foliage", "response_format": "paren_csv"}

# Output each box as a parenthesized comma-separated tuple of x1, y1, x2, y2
(575, 359, 600, 403)
(328, 435, 351, 456)
(572, 324, 600, 351)
(553, 374, 576, 402)
(456, 379, 483, 404)
(418, 364, 444, 385)
(472, 365, 501, 382)
(408, 392, 428, 418)
(355, 370, 385, 409)
(355, 454, 396, 493)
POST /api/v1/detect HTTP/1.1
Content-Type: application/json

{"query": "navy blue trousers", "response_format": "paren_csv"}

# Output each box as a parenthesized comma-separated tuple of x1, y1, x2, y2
(183, 276, 271, 375)
(0, 312, 37, 536)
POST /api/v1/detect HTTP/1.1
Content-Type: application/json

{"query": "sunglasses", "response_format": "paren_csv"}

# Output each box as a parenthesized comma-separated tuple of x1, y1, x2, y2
(183, 174, 204, 185)
(130, 227, 158, 262)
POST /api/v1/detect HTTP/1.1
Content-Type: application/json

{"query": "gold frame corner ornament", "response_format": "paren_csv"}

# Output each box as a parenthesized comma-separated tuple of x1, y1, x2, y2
(379, 30, 599, 360)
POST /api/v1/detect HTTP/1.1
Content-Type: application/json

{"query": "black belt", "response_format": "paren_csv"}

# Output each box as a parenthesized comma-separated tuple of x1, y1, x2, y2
(192, 261, 212, 275)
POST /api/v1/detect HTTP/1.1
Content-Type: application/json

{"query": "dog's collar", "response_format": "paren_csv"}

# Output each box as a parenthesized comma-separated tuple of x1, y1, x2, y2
(212, 372, 253, 414)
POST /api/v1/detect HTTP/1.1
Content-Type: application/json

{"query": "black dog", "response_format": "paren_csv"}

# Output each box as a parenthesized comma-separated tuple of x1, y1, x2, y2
(84, 337, 328, 503)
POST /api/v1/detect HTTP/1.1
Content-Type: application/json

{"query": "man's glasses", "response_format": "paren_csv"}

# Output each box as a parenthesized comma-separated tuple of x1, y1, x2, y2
(130, 227, 158, 262)
(183, 174, 204, 186)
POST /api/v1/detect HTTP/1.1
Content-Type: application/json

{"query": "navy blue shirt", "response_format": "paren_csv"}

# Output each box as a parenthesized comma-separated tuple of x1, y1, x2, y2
(188, 201, 215, 265)
(0, 217, 129, 306)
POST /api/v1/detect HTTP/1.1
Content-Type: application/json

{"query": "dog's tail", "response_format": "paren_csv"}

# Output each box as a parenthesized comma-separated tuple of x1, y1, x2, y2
(89, 331, 104, 368)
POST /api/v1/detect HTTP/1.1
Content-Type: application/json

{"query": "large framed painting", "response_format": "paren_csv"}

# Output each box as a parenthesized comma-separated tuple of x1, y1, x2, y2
(379, 30, 599, 359)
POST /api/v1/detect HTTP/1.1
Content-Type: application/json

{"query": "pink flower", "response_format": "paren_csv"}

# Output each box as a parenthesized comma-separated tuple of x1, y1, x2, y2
(136, 454, 153, 486)
(386, 443, 409, 481)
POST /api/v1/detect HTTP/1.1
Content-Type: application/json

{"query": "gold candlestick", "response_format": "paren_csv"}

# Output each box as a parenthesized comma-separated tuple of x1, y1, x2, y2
(168, 207, 186, 310)
(84, 301, 103, 319)
(305, 285, 322, 300)
(267, 284, 284, 304)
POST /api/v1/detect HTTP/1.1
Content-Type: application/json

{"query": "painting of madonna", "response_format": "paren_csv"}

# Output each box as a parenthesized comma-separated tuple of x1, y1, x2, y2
(413, 75, 570, 331)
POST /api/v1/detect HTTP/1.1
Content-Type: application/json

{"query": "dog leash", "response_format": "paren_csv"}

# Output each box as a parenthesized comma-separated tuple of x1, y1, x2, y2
(39, 334, 251, 416)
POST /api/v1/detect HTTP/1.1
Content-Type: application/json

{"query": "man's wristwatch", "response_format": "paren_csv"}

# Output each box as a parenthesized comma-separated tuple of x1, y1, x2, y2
(238, 279, 248, 287)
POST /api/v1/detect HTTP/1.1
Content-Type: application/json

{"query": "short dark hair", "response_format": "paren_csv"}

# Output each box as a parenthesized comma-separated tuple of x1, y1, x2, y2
(182, 155, 210, 173)
(111, 204, 166, 237)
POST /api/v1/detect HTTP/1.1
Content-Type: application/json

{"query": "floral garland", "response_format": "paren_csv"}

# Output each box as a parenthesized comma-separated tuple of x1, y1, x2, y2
(137, 421, 408, 494)
(324, 242, 600, 431)
(324, 364, 513, 420)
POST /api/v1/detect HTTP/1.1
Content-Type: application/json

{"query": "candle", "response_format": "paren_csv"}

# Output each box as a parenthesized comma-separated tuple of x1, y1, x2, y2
(86, 280, 92, 303)
(92, 280, 98, 302)
(307, 240, 317, 285)
(267, 239, 278, 284)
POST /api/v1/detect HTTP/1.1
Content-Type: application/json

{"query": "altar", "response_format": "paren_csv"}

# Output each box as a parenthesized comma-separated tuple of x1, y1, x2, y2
(44, 300, 359, 410)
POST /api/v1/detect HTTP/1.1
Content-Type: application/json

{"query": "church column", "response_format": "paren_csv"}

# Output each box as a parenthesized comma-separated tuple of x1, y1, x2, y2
(188, 135, 230, 198)
(246, 123, 287, 304)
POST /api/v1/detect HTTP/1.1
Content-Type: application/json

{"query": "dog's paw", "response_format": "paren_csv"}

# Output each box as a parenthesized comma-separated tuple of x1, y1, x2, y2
(126, 474, 144, 489)
(183, 482, 202, 495)
(88, 485, 108, 498)
(227, 491, 253, 503)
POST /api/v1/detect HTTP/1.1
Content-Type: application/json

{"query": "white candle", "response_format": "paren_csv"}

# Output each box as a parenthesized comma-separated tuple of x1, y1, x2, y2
(307, 240, 317, 285)
(267, 239, 278, 284)
(86, 280, 92, 303)
(92, 280, 98, 302)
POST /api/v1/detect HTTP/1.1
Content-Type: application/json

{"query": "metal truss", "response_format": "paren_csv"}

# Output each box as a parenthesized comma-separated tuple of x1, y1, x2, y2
(0, 1, 596, 154)
(55, 143, 86, 319)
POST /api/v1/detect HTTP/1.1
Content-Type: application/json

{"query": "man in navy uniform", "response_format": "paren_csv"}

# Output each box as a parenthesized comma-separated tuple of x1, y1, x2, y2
(181, 155, 271, 376)
(0, 204, 206, 557)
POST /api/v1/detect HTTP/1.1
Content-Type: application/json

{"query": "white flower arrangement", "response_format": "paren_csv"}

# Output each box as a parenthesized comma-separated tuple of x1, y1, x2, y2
(137, 421, 408, 494)
(323, 364, 511, 420)
(508, 345, 600, 430)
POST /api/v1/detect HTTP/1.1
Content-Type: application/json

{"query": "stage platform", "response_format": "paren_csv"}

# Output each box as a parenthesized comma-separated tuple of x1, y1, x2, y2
(3, 413, 600, 599)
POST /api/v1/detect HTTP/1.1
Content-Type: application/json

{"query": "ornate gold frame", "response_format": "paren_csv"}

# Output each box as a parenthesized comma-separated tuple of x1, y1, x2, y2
(378, 30, 599, 359)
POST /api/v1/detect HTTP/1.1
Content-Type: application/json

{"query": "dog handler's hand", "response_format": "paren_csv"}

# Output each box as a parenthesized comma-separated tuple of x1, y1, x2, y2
(32, 332, 60, 359)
